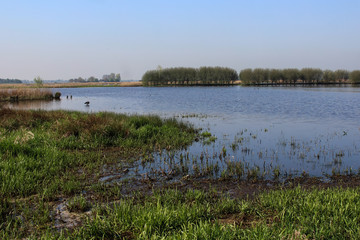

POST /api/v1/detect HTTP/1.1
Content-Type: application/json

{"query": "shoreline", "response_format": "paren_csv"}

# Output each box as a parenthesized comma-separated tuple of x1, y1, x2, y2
(1, 80, 358, 89)
(1, 109, 360, 238)
(0, 81, 143, 89)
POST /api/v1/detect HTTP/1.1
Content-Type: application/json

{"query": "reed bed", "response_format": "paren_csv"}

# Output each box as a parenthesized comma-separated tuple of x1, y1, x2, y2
(0, 88, 53, 101)
(0, 81, 142, 89)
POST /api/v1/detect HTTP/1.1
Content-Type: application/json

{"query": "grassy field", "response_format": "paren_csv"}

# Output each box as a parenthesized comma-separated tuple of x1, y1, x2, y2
(1, 108, 360, 239)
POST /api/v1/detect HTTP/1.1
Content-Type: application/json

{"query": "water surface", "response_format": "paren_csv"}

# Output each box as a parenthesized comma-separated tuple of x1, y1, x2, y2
(8, 86, 360, 179)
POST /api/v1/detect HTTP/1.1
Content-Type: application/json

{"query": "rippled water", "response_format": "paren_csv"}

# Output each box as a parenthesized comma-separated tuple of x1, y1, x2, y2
(7, 86, 360, 179)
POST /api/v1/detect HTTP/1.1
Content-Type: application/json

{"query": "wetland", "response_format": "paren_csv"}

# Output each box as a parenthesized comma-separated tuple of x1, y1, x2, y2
(1, 85, 360, 239)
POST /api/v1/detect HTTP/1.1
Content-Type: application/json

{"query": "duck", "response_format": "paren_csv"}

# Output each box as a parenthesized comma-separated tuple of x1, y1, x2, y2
(84, 101, 90, 106)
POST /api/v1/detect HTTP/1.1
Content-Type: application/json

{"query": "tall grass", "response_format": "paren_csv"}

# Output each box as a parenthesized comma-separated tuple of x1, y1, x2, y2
(0, 88, 53, 101)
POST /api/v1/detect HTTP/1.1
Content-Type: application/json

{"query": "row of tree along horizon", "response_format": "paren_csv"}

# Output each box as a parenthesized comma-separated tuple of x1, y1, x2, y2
(0, 73, 121, 84)
(69, 73, 121, 83)
(2, 68, 360, 85)
(142, 67, 360, 86)
(0, 78, 22, 84)
(240, 68, 360, 85)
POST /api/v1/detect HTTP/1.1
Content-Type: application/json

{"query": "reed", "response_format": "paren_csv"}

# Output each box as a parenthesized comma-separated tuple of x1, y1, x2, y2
(0, 81, 142, 89)
(0, 88, 53, 101)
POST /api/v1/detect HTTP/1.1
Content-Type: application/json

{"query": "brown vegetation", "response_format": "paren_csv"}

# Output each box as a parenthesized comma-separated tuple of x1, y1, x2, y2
(0, 81, 142, 89)
(0, 88, 53, 101)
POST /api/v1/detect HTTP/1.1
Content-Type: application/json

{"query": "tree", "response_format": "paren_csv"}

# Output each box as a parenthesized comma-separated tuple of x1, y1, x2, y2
(301, 68, 323, 84)
(0, 78, 22, 84)
(34, 76, 43, 87)
(142, 66, 237, 86)
(323, 70, 335, 83)
(282, 69, 300, 84)
(334, 70, 349, 82)
(87, 76, 99, 82)
(252, 68, 269, 84)
(269, 69, 282, 84)
(77, 77, 86, 83)
(239, 69, 253, 85)
(350, 70, 360, 84)
(115, 73, 121, 82)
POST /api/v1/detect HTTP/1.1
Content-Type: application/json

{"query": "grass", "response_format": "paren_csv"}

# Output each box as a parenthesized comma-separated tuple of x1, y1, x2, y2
(0, 88, 55, 101)
(66, 195, 92, 212)
(0, 108, 196, 198)
(0, 108, 197, 238)
(1, 108, 360, 239)
(54, 187, 360, 239)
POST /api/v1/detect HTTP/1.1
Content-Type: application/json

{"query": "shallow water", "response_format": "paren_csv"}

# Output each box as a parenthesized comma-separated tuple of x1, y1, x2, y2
(7, 86, 360, 179)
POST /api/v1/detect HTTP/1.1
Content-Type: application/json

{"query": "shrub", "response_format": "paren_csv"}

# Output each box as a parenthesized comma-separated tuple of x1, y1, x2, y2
(54, 92, 61, 99)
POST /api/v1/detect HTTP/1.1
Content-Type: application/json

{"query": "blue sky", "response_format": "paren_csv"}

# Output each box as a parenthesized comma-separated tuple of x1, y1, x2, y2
(1, 0, 359, 80)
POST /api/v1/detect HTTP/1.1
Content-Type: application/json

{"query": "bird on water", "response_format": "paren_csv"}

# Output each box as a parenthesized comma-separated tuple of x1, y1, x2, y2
(84, 101, 90, 106)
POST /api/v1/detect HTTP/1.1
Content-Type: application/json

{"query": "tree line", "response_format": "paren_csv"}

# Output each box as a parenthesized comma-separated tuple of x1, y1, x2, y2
(69, 73, 121, 83)
(240, 68, 360, 85)
(0, 78, 22, 84)
(142, 67, 360, 86)
(142, 67, 239, 86)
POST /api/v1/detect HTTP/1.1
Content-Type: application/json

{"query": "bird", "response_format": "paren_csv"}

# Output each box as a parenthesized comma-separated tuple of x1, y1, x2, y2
(84, 101, 90, 106)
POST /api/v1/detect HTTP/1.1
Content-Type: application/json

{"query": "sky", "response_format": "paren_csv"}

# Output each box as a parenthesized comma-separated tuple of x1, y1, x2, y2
(1, 0, 359, 80)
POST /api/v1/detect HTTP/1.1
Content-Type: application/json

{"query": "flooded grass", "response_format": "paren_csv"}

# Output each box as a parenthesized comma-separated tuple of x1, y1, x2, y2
(129, 125, 359, 184)
(1, 108, 360, 238)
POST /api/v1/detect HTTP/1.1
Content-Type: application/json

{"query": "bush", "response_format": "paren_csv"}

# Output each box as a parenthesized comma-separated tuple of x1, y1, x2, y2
(54, 92, 61, 100)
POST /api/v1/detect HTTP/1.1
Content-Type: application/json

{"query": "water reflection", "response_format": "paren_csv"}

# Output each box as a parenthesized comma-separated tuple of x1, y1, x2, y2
(5, 99, 62, 109)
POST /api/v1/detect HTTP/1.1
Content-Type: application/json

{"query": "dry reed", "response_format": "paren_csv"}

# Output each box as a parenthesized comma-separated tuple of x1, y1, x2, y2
(0, 81, 142, 89)
(0, 88, 53, 101)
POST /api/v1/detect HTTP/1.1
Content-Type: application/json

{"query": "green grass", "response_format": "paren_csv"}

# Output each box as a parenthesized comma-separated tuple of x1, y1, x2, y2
(0, 109, 196, 199)
(67, 187, 360, 239)
(0, 108, 197, 238)
(6, 186, 359, 239)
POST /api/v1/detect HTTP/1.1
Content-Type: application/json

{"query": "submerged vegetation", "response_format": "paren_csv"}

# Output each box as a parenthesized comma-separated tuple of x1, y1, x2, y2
(1, 109, 360, 238)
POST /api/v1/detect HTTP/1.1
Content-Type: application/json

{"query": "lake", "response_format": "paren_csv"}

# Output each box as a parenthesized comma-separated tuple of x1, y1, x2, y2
(7, 86, 360, 180)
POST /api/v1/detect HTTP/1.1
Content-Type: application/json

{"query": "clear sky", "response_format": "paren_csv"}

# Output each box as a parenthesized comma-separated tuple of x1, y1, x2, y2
(1, 0, 359, 80)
